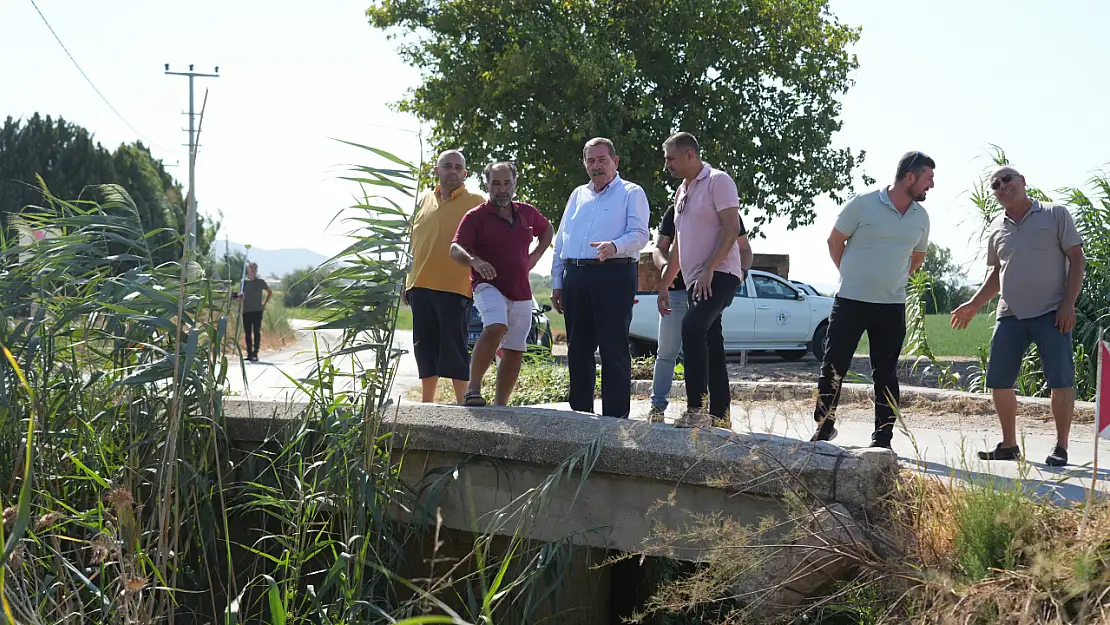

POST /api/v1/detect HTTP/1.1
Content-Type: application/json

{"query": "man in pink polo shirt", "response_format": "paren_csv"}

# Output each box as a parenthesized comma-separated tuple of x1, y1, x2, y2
(450, 162, 553, 406)
(657, 132, 752, 428)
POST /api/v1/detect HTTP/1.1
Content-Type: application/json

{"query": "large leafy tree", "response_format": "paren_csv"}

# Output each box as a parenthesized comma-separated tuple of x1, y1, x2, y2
(0, 113, 216, 264)
(368, 0, 868, 231)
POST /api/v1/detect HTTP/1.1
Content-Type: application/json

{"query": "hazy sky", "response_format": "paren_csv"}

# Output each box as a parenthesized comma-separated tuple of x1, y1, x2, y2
(3, 0, 1109, 291)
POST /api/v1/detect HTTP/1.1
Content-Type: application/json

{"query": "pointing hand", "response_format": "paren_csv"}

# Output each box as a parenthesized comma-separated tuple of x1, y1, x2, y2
(590, 241, 617, 262)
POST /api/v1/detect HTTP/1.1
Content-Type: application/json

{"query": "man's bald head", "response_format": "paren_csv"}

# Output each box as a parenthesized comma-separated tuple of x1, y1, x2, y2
(989, 165, 1027, 208)
(434, 149, 467, 195)
(437, 149, 466, 169)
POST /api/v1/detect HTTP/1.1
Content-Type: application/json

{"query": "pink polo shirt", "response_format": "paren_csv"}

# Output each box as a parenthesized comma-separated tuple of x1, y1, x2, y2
(674, 164, 744, 281)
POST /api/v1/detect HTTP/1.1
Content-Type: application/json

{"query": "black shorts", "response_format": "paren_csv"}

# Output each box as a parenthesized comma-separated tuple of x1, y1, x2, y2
(407, 287, 471, 381)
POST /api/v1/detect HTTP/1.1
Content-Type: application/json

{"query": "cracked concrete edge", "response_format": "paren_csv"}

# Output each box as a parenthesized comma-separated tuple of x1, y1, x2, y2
(630, 379, 1096, 414)
(222, 397, 898, 512)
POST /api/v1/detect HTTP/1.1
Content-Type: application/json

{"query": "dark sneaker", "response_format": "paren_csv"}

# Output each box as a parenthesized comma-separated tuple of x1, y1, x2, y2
(647, 406, 666, 424)
(869, 438, 892, 450)
(810, 419, 838, 442)
(1046, 446, 1068, 467)
(977, 443, 1022, 461)
(674, 410, 712, 428)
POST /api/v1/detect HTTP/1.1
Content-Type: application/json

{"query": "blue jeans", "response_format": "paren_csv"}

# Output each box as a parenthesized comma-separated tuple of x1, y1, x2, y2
(986, 311, 1075, 389)
(651, 291, 688, 410)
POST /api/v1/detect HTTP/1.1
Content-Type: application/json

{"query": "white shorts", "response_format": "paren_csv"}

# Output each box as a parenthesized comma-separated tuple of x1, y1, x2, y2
(473, 284, 532, 352)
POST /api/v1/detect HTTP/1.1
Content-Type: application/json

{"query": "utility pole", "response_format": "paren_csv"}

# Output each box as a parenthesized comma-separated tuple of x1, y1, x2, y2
(164, 63, 219, 257)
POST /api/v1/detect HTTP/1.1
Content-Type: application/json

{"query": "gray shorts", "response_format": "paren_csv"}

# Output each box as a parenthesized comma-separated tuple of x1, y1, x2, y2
(986, 311, 1074, 389)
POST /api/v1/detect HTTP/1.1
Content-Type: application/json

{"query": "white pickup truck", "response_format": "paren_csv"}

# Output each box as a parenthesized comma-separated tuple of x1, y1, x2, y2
(629, 269, 834, 361)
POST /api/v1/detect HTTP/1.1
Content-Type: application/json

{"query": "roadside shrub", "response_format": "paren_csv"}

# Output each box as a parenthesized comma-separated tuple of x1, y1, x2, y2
(953, 483, 1033, 580)
(631, 355, 685, 381)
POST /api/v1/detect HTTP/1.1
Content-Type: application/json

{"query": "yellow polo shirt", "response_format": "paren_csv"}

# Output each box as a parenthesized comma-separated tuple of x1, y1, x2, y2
(405, 185, 484, 297)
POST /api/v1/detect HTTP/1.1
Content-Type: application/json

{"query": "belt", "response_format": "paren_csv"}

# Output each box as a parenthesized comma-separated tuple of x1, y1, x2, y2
(567, 257, 636, 266)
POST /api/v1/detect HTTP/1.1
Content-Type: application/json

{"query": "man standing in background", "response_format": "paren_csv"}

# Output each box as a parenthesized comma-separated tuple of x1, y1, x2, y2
(404, 149, 485, 404)
(951, 165, 1084, 466)
(810, 151, 933, 449)
(551, 137, 650, 418)
(239, 261, 272, 362)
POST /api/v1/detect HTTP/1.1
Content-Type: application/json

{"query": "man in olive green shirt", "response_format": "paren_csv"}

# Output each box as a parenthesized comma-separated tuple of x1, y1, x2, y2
(238, 262, 272, 362)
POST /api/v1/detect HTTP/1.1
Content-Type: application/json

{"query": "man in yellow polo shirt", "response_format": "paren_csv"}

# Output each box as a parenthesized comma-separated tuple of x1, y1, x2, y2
(405, 149, 485, 403)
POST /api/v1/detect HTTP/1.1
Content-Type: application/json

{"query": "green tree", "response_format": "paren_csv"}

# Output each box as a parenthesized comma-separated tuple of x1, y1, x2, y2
(282, 266, 330, 309)
(0, 114, 216, 265)
(368, 0, 869, 231)
(214, 249, 247, 283)
(918, 242, 969, 314)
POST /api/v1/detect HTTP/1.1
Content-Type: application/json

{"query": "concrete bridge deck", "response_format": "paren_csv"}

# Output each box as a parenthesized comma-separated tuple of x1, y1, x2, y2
(225, 399, 896, 560)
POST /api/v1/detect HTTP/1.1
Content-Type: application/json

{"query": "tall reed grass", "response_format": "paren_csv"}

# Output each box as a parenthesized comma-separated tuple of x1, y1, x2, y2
(0, 147, 598, 624)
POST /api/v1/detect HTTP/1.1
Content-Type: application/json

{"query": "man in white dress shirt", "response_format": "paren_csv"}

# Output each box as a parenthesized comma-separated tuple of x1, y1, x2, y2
(551, 137, 650, 417)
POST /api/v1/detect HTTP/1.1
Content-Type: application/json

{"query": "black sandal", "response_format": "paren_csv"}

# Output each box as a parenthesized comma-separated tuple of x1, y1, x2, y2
(463, 390, 486, 407)
(978, 443, 1022, 461)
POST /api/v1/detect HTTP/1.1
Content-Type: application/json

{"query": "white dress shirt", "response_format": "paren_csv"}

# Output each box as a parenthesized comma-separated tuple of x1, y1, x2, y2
(551, 173, 650, 289)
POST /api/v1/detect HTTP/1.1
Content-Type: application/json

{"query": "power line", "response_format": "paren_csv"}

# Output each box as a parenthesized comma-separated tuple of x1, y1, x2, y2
(27, 0, 182, 156)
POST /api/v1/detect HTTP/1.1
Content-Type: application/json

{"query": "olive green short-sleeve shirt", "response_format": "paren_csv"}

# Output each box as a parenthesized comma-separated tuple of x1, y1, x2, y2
(834, 187, 930, 304)
(241, 278, 269, 313)
(987, 201, 1083, 319)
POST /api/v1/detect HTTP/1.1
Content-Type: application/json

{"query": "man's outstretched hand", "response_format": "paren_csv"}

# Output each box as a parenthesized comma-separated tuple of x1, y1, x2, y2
(950, 301, 980, 330)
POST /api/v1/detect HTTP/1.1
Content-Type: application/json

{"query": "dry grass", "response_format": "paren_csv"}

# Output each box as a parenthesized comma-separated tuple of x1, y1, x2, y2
(859, 469, 1110, 624)
(632, 443, 1110, 625)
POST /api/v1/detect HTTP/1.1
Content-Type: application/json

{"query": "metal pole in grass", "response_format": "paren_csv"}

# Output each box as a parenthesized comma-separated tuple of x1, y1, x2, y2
(1080, 325, 1107, 538)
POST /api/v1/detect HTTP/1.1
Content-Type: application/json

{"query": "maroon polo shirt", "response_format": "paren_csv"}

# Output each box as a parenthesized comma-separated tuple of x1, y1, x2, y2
(453, 201, 551, 302)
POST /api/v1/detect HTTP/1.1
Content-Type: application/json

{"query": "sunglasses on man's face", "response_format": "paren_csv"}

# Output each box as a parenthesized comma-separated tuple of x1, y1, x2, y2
(990, 174, 1016, 191)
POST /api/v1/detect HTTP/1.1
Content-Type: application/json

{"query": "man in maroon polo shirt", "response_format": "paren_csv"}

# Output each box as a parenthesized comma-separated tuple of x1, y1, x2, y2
(450, 162, 553, 406)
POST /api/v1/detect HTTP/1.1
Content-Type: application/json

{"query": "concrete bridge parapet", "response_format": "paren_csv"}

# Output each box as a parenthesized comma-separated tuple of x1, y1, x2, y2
(225, 399, 897, 560)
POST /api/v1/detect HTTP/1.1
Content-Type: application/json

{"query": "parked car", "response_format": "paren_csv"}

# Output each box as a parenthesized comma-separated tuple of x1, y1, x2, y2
(628, 269, 833, 361)
(467, 297, 553, 351)
(790, 280, 822, 297)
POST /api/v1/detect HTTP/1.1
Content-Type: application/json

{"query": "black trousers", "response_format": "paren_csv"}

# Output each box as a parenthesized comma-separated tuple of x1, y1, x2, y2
(813, 297, 907, 443)
(408, 287, 471, 381)
(563, 262, 637, 417)
(682, 271, 740, 417)
(242, 311, 263, 357)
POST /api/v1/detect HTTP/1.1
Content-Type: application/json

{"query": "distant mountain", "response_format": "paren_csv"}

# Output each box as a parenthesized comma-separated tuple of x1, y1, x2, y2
(211, 240, 331, 279)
